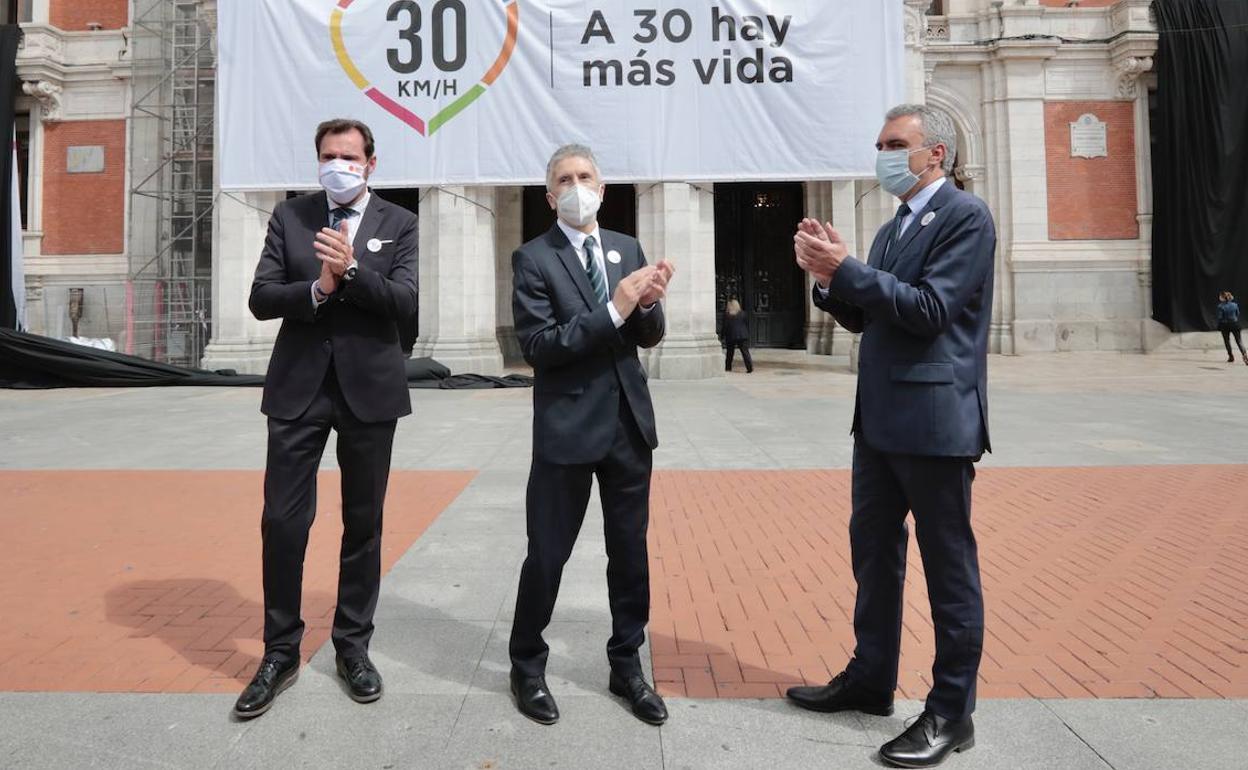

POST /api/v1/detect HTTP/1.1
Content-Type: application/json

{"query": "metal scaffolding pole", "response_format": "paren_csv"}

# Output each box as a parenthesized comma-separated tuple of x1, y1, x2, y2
(126, 0, 214, 366)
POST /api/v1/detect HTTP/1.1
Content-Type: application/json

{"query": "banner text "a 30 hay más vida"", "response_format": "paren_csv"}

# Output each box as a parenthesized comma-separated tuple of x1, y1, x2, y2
(218, 1, 904, 189)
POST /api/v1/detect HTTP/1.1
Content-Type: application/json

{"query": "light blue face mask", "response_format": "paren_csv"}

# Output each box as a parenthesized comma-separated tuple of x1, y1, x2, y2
(875, 146, 934, 198)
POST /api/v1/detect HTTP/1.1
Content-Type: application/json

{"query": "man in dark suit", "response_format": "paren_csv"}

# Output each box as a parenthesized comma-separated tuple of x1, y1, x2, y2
(233, 119, 418, 719)
(785, 105, 996, 768)
(508, 144, 674, 726)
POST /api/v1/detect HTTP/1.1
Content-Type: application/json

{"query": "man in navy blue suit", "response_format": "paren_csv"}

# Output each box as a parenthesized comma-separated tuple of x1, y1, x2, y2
(786, 105, 996, 769)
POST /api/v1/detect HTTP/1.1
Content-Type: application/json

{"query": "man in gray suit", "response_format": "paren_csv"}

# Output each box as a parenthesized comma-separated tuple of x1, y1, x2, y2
(786, 105, 996, 768)
(234, 118, 418, 719)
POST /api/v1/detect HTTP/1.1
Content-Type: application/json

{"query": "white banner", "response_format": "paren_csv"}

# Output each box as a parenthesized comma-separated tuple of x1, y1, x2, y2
(218, 0, 904, 189)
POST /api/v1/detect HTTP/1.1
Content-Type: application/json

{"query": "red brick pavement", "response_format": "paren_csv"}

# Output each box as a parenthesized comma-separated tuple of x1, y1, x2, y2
(0, 470, 473, 693)
(647, 466, 1248, 700)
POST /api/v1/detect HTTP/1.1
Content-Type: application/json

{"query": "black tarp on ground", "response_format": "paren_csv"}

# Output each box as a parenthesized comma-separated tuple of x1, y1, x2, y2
(1, 25, 21, 331)
(0, 329, 532, 390)
(1151, 0, 1248, 331)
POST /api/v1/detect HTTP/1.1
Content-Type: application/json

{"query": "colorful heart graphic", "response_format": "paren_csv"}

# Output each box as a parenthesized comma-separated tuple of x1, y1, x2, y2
(330, 0, 519, 136)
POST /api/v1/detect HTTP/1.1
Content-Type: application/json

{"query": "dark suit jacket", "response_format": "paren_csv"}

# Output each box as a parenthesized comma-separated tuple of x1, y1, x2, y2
(249, 190, 418, 424)
(513, 225, 665, 465)
(814, 181, 996, 458)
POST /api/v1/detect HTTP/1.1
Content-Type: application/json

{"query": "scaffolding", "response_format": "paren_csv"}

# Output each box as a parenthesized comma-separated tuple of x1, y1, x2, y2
(126, 0, 215, 366)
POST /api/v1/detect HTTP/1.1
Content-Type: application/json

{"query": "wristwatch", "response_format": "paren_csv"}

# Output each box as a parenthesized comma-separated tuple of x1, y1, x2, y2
(343, 260, 358, 282)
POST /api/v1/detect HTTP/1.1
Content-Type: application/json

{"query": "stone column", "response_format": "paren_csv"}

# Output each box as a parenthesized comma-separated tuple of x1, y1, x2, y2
(804, 181, 835, 355)
(200, 190, 283, 374)
(830, 180, 860, 358)
(635, 183, 721, 380)
(493, 186, 523, 364)
(412, 186, 504, 375)
(981, 40, 1058, 355)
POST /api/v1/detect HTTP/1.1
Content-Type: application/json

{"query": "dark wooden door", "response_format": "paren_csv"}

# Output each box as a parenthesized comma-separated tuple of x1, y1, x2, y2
(714, 183, 806, 348)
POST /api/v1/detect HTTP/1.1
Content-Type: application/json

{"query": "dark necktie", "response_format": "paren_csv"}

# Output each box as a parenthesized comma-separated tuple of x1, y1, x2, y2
(583, 235, 608, 305)
(330, 206, 359, 231)
(893, 203, 912, 244)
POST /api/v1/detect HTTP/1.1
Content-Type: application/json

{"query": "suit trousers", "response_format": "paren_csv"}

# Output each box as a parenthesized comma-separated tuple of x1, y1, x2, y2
(509, 400, 653, 678)
(844, 438, 984, 721)
(261, 365, 397, 664)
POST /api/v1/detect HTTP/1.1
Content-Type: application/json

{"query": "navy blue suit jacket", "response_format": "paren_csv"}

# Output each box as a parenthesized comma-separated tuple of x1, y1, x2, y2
(512, 225, 665, 465)
(814, 181, 996, 458)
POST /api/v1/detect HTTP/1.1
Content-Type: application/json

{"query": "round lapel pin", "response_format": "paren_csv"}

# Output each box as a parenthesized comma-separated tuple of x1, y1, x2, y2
(607, 250, 622, 265)
(920, 212, 936, 227)
(366, 238, 393, 253)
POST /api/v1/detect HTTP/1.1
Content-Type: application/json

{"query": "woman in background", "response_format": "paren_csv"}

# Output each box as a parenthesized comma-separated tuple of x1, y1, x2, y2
(723, 298, 753, 373)
(1216, 291, 1246, 365)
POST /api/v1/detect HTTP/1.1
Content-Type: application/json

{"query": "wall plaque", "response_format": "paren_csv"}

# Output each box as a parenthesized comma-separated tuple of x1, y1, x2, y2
(1070, 114, 1108, 159)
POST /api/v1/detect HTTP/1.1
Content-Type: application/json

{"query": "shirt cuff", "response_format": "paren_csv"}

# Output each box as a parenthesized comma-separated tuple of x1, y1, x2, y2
(638, 302, 655, 315)
(312, 282, 329, 307)
(607, 301, 625, 329)
(814, 283, 831, 299)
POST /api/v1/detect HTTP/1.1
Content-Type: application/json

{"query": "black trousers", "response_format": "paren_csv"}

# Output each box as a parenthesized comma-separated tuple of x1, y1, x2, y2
(844, 438, 984, 721)
(509, 403, 653, 678)
(1220, 326, 1245, 358)
(261, 366, 397, 664)
(725, 341, 753, 372)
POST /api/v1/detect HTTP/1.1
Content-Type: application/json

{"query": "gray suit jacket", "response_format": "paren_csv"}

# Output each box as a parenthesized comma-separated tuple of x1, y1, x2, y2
(814, 181, 996, 457)
(513, 225, 665, 465)
(250, 191, 418, 423)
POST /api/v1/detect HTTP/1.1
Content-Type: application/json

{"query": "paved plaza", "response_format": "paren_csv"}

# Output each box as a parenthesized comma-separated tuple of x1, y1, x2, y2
(1, 349, 1247, 769)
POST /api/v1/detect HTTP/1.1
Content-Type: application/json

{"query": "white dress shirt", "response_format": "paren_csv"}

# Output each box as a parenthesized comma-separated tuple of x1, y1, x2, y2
(556, 218, 629, 328)
(313, 190, 371, 306)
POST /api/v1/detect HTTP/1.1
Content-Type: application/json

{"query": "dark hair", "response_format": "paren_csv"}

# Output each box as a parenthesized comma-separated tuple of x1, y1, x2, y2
(315, 119, 375, 158)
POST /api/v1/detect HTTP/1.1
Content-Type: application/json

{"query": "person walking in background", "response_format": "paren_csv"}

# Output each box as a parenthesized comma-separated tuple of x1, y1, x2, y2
(1216, 291, 1246, 365)
(722, 298, 754, 373)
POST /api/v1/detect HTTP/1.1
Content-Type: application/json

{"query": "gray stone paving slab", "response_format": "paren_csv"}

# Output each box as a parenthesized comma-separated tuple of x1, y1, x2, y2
(658, 699, 878, 770)
(0, 692, 241, 769)
(301, 619, 494, 696)
(1045, 699, 1248, 770)
(218, 693, 463, 769)
(374, 565, 518, 621)
(438, 693, 663, 770)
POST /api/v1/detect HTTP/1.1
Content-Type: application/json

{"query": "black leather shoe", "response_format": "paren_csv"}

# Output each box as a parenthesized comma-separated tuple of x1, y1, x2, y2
(233, 656, 299, 719)
(608, 670, 668, 726)
(785, 671, 894, 716)
(879, 711, 974, 768)
(336, 654, 383, 703)
(510, 668, 559, 725)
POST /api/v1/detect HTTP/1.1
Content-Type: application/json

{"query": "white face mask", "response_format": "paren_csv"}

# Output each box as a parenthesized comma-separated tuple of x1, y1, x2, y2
(556, 184, 602, 228)
(319, 158, 368, 205)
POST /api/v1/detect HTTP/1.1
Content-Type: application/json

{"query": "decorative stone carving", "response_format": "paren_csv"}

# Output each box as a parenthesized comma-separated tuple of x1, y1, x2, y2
(1114, 56, 1153, 99)
(16, 29, 63, 61)
(926, 18, 950, 42)
(22, 81, 63, 123)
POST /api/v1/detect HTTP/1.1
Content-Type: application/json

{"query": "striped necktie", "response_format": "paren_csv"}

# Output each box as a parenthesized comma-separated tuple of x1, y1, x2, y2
(583, 235, 608, 305)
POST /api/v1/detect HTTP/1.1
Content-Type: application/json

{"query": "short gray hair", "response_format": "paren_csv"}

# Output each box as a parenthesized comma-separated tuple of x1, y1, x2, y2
(885, 104, 957, 173)
(546, 144, 601, 190)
